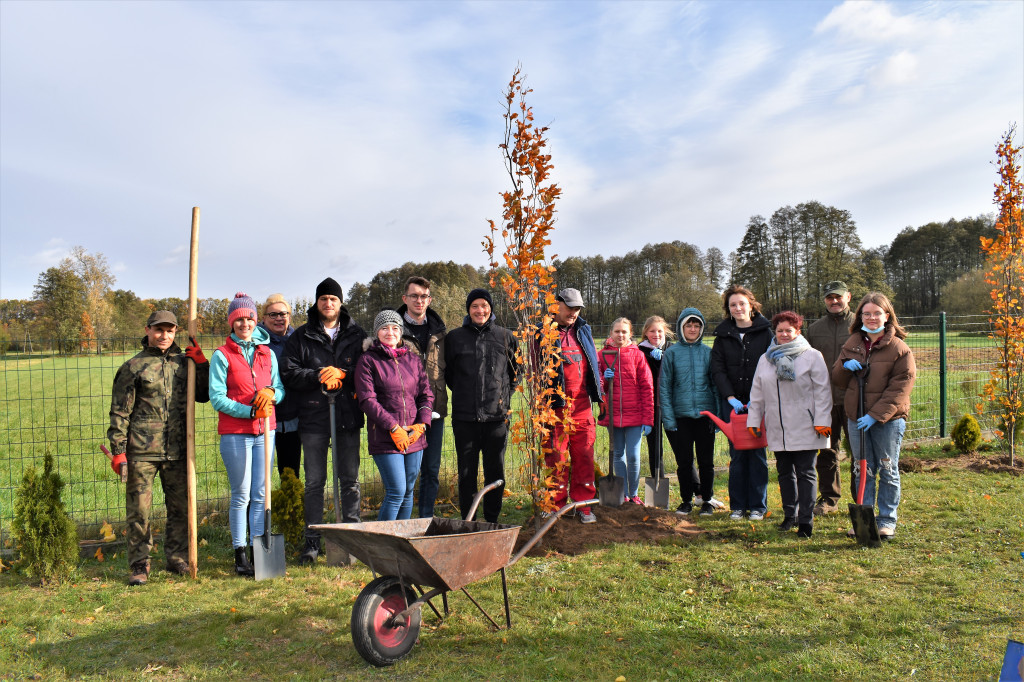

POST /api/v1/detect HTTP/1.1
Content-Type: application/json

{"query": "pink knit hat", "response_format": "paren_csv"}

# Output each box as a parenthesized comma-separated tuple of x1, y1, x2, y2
(228, 292, 257, 325)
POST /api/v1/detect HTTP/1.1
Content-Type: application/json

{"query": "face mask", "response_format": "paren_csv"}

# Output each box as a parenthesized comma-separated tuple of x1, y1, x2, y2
(861, 323, 885, 334)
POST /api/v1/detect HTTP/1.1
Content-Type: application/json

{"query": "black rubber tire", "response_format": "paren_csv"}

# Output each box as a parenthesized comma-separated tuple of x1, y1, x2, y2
(351, 575, 421, 666)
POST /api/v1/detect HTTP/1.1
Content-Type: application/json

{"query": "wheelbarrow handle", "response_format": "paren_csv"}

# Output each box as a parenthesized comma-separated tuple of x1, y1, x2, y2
(464, 479, 504, 521)
(507, 498, 599, 566)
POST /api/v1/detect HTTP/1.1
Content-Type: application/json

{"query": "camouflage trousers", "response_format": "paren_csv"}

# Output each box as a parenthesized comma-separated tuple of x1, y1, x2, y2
(126, 459, 188, 566)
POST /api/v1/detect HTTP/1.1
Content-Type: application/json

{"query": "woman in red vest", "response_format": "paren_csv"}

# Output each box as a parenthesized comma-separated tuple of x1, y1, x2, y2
(210, 293, 285, 576)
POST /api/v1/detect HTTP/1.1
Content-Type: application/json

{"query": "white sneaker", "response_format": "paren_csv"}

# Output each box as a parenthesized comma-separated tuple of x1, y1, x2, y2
(579, 510, 597, 524)
(729, 510, 744, 520)
(749, 511, 765, 521)
(708, 497, 726, 509)
(694, 496, 704, 506)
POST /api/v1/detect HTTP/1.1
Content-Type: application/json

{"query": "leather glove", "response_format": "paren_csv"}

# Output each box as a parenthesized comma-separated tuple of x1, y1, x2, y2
(640, 425, 652, 437)
(407, 423, 427, 445)
(253, 387, 275, 412)
(650, 348, 662, 360)
(728, 397, 745, 413)
(747, 426, 762, 439)
(390, 426, 410, 452)
(603, 368, 615, 379)
(843, 359, 863, 372)
(856, 415, 877, 431)
(184, 336, 207, 364)
(319, 366, 346, 390)
(814, 426, 832, 438)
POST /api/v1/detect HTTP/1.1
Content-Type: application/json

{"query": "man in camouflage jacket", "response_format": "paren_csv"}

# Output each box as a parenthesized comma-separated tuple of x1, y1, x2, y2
(107, 311, 209, 585)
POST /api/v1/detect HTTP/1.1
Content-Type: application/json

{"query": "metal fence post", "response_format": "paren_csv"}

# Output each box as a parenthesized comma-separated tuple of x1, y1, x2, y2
(939, 311, 947, 438)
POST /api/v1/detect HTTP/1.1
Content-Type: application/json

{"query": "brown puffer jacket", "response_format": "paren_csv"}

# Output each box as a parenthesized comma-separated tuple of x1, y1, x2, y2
(832, 327, 916, 423)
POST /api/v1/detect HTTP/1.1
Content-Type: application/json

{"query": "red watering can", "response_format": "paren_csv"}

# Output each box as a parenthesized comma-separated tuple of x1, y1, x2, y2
(700, 409, 768, 449)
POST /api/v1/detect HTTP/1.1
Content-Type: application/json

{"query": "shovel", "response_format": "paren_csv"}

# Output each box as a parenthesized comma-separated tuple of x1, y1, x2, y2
(255, 415, 286, 580)
(643, 422, 670, 509)
(322, 384, 353, 567)
(848, 368, 882, 548)
(597, 348, 624, 507)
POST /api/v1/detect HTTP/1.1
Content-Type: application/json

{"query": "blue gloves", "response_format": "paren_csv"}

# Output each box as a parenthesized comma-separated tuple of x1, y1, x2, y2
(640, 425, 652, 437)
(856, 414, 877, 431)
(843, 359, 863, 372)
(603, 368, 615, 379)
(650, 348, 663, 361)
(728, 397, 745, 413)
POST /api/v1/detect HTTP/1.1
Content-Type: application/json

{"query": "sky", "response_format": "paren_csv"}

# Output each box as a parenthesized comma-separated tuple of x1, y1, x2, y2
(1, 0, 1022, 302)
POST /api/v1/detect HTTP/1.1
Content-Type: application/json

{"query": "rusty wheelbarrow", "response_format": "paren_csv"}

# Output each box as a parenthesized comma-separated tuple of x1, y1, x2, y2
(311, 480, 596, 667)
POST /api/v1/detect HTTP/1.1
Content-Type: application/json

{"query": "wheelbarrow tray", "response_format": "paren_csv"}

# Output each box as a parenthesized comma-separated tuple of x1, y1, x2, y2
(310, 518, 520, 592)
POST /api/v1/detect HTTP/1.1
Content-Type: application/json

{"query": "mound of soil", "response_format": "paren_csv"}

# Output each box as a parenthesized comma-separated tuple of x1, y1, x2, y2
(900, 451, 1023, 475)
(514, 503, 701, 557)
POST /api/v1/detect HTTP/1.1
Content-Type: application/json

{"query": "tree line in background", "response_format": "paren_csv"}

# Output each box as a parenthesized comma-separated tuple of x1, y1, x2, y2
(0, 205, 999, 354)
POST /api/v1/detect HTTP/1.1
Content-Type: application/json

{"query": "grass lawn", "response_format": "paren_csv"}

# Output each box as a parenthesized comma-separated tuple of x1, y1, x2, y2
(2, 445, 1022, 681)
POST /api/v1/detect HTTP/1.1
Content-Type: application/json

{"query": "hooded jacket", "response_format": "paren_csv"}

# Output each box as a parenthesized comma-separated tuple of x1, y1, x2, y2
(396, 304, 448, 419)
(597, 340, 653, 428)
(210, 326, 285, 435)
(710, 311, 772, 406)
(746, 344, 832, 452)
(659, 308, 719, 428)
(355, 339, 433, 455)
(445, 315, 520, 423)
(806, 308, 856, 405)
(281, 304, 366, 433)
(832, 326, 916, 423)
(257, 322, 298, 422)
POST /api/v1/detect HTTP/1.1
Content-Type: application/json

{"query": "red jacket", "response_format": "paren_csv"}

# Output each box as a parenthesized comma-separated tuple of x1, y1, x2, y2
(216, 336, 276, 435)
(597, 341, 654, 428)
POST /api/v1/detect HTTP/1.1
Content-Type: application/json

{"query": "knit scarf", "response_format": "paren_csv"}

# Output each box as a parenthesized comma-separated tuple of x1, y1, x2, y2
(378, 341, 408, 359)
(766, 335, 810, 381)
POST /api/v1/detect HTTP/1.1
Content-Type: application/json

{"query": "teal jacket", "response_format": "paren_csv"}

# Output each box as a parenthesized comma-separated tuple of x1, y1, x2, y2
(210, 326, 285, 419)
(659, 307, 719, 429)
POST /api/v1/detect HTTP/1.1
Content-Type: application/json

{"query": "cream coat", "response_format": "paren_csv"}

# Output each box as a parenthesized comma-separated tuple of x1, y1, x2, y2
(747, 347, 833, 452)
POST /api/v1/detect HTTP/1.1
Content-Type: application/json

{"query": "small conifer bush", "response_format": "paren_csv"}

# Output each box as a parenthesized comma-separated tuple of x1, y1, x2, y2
(271, 467, 305, 551)
(13, 453, 79, 583)
(951, 414, 982, 454)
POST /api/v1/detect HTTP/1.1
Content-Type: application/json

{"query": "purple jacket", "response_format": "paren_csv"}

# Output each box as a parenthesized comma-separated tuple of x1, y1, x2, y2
(355, 339, 434, 455)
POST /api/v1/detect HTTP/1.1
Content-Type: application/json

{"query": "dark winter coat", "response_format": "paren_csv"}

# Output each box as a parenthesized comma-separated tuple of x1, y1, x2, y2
(710, 312, 772, 406)
(281, 304, 366, 433)
(444, 316, 520, 423)
(660, 308, 719, 428)
(396, 304, 447, 418)
(832, 327, 916, 423)
(355, 339, 433, 455)
(257, 322, 298, 422)
(806, 308, 856, 405)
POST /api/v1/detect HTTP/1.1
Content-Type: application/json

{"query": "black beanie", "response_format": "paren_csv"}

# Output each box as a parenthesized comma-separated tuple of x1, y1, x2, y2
(315, 277, 343, 301)
(465, 288, 493, 312)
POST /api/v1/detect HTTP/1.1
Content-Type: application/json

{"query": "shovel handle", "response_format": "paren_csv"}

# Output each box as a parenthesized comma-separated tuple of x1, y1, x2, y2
(264, 416, 272, 513)
(100, 444, 128, 483)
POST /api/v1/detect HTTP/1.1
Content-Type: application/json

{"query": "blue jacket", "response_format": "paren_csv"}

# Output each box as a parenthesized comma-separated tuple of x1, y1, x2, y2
(660, 308, 718, 429)
(257, 322, 298, 422)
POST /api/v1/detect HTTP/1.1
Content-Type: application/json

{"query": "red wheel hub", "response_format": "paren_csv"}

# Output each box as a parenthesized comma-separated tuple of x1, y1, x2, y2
(372, 593, 411, 648)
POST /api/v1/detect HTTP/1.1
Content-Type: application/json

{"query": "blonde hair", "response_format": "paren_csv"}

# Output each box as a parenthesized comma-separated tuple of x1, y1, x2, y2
(640, 315, 675, 342)
(263, 293, 291, 315)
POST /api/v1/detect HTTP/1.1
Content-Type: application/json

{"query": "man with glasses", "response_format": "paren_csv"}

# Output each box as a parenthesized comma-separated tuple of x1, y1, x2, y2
(259, 294, 301, 480)
(395, 276, 448, 518)
(806, 281, 856, 515)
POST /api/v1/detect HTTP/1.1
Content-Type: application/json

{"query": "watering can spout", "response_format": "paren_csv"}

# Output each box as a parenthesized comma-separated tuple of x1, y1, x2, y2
(700, 409, 768, 450)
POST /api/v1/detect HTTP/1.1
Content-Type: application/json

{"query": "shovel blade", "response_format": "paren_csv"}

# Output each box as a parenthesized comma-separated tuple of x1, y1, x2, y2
(254, 532, 287, 580)
(848, 503, 882, 548)
(643, 476, 671, 509)
(597, 474, 625, 507)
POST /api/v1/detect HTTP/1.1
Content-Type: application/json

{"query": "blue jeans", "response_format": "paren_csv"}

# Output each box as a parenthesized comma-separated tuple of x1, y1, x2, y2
(220, 432, 274, 548)
(728, 444, 768, 514)
(417, 418, 445, 518)
(847, 417, 905, 529)
(611, 425, 643, 498)
(374, 450, 424, 521)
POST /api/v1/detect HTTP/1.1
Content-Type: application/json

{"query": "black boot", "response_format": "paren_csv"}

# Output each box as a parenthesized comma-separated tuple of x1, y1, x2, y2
(796, 523, 813, 538)
(299, 537, 320, 566)
(777, 517, 796, 532)
(235, 547, 255, 577)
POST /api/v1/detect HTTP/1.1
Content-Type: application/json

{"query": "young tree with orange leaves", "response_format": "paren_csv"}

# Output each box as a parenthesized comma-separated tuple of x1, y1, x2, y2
(484, 67, 601, 524)
(977, 124, 1023, 464)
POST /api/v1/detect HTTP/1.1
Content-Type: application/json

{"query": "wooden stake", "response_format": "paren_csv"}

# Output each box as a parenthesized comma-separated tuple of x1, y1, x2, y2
(186, 207, 200, 578)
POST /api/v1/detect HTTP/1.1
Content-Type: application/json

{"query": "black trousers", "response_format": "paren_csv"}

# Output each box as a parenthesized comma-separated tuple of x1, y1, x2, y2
(275, 429, 303, 480)
(776, 450, 818, 525)
(665, 416, 716, 502)
(453, 420, 508, 523)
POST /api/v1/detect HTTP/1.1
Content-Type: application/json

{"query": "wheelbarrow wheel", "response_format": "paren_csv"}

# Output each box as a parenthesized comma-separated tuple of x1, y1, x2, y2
(351, 575, 421, 666)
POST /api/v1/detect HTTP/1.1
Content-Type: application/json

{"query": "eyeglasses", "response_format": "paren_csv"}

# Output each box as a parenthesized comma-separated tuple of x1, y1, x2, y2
(861, 311, 886, 319)
(404, 294, 431, 301)
(266, 312, 289, 319)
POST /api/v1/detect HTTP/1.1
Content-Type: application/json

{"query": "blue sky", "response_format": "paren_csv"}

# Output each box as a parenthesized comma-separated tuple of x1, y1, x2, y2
(2, 0, 1021, 302)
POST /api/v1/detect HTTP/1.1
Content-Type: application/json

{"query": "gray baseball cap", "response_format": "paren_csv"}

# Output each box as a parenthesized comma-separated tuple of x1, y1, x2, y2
(556, 288, 585, 308)
(146, 310, 178, 328)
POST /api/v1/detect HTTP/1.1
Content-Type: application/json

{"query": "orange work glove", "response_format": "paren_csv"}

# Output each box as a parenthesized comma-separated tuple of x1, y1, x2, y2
(814, 426, 832, 438)
(253, 387, 275, 412)
(319, 366, 346, 390)
(184, 336, 207, 364)
(747, 426, 762, 439)
(390, 426, 410, 453)
(407, 423, 427, 445)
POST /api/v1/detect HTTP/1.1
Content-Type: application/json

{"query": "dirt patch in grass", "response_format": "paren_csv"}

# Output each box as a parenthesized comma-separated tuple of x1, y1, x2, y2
(901, 451, 1023, 475)
(515, 503, 701, 557)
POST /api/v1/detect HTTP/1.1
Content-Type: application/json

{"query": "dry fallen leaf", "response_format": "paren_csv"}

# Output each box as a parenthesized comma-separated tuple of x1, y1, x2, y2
(94, 606, 104, 614)
(94, 547, 104, 563)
